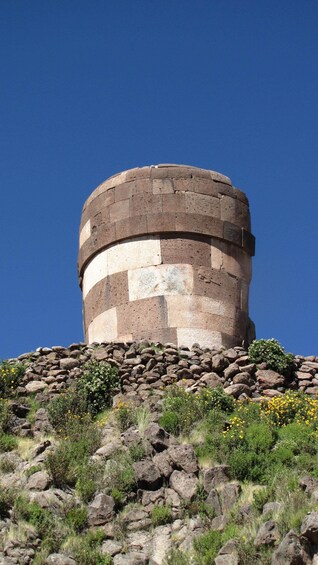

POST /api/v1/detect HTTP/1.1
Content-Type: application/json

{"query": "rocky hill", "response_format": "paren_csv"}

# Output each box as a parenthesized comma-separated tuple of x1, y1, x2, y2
(1, 340, 318, 564)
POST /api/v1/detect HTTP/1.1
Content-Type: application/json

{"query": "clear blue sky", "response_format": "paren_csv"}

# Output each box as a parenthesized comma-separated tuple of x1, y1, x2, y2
(1, 0, 317, 359)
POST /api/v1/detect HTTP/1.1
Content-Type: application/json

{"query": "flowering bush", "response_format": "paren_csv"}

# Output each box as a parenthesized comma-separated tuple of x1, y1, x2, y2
(0, 361, 25, 397)
(80, 361, 120, 415)
(261, 390, 318, 428)
(248, 338, 293, 373)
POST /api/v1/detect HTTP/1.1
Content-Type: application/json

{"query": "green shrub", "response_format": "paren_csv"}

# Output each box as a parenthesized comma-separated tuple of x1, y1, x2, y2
(164, 549, 191, 565)
(0, 399, 12, 432)
(129, 442, 146, 462)
(245, 422, 276, 454)
(159, 410, 180, 435)
(0, 433, 18, 452)
(103, 451, 136, 494)
(25, 464, 43, 478)
(151, 505, 173, 527)
(76, 461, 102, 503)
(192, 526, 238, 565)
(69, 531, 110, 565)
(0, 361, 25, 397)
(79, 361, 120, 415)
(0, 487, 16, 518)
(46, 422, 101, 488)
(47, 387, 89, 433)
(248, 338, 293, 374)
(0, 456, 17, 473)
(65, 505, 88, 532)
(197, 386, 235, 415)
(14, 496, 63, 552)
(228, 448, 267, 483)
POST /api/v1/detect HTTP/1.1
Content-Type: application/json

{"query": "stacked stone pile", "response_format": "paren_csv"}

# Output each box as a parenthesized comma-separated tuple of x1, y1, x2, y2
(10, 341, 318, 404)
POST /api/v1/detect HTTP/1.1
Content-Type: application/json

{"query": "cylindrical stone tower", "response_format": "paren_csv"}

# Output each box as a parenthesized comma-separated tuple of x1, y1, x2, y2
(78, 164, 255, 349)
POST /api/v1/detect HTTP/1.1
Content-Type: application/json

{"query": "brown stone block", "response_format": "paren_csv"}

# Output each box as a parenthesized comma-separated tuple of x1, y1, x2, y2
(109, 199, 130, 223)
(174, 178, 197, 192)
(84, 271, 129, 325)
(151, 166, 193, 179)
(220, 197, 251, 231)
(175, 213, 223, 238)
(131, 178, 154, 195)
(242, 229, 255, 256)
(193, 179, 219, 197)
(125, 167, 152, 182)
(220, 332, 241, 348)
(223, 222, 242, 247)
(216, 183, 236, 198)
(147, 213, 176, 234)
(153, 178, 174, 195)
(117, 296, 168, 336)
(114, 182, 134, 202)
(79, 223, 117, 274)
(234, 188, 249, 205)
(129, 193, 162, 217)
(185, 192, 220, 218)
(132, 326, 178, 345)
(210, 171, 232, 184)
(193, 266, 241, 308)
(115, 216, 148, 241)
(160, 234, 211, 267)
(162, 193, 186, 214)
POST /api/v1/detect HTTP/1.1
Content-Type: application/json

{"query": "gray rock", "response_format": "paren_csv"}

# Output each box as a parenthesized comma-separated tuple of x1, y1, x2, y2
(88, 493, 115, 526)
(133, 460, 162, 490)
(149, 525, 173, 564)
(254, 520, 280, 547)
(101, 540, 123, 556)
(206, 488, 222, 516)
(215, 539, 239, 565)
(203, 465, 230, 492)
(271, 530, 312, 564)
(46, 554, 76, 565)
(59, 358, 79, 370)
(300, 511, 318, 544)
(169, 470, 198, 500)
(199, 372, 223, 388)
(26, 471, 51, 491)
(144, 423, 170, 451)
(224, 384, 251, 398)
(220, 482, 241, 514)
(25, 381, 48, 393)
(114, 552, 148, 565)
(167, 444, 198, 474)
(256, 370, 285, 390)
(153, 451, 173, 478)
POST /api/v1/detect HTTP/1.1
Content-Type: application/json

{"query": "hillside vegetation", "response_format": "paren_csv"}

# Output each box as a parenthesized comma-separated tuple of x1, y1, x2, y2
(0, 339, 318, 564)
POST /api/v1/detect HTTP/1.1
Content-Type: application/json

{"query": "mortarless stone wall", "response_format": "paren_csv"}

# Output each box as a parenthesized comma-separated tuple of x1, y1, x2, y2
(78, 164, 255, 348)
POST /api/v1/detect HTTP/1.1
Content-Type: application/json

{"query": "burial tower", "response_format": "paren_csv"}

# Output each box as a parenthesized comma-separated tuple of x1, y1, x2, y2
(78, 164, 255, 348)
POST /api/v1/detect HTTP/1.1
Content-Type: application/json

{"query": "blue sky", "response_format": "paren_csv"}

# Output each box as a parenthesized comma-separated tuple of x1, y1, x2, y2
(1, 0, 317, 359)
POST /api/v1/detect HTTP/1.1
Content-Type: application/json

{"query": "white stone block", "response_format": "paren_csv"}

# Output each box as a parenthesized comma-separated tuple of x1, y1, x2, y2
(87, 307, 117, 343)
(128, 264, 193, 302)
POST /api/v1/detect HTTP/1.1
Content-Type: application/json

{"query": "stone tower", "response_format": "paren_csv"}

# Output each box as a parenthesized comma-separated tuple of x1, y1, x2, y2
(78, 164, 255, 348)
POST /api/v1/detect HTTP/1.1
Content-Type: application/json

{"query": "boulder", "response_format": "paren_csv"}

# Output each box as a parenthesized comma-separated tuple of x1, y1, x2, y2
(26, 471, 51, 491)
(133, 460, 162, 490)
(144, 423, 170, 452)
(46, 555, 76, 565)
(300, 511, 318, 544)
(254, 520, 280, 547)
(202, 465, 230, 492)
(167, 444, 198, 474)
(169, 470, 198, 500)
(256, 370, 285, 390)
(88, 493, 115, 526)
(25, 381, 48, 393)
(271, 530, 312, 564)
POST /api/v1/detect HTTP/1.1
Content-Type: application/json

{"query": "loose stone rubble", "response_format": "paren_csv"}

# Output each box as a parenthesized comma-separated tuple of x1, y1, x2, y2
(1, 341, 318, 564)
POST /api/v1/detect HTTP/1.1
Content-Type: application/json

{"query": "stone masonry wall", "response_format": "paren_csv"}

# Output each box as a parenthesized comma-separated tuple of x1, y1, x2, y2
(78, 165, 255, 349)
